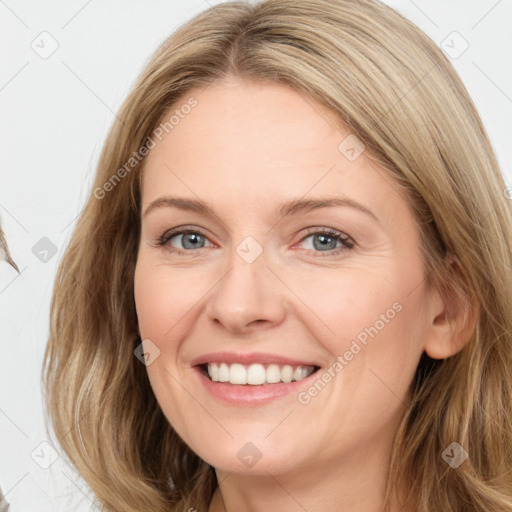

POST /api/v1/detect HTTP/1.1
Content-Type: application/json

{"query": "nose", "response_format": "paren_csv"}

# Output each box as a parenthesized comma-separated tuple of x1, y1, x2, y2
(204, 249, 286, 334)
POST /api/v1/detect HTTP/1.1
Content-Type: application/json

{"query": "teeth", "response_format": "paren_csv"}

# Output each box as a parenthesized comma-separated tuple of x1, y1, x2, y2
(209, 363, 219, 382)
(218, 363, 230, 382)
(230, 363, 246, 384)
(206, 362, 316, 385)
(294, 366, 310, 381)
(247, 364, 266, 385)
(266, 364, 281, 383)
(281, 365, 293, 383)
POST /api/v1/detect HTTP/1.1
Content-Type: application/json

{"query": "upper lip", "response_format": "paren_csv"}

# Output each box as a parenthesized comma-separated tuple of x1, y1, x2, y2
(190, 351, 319, 367)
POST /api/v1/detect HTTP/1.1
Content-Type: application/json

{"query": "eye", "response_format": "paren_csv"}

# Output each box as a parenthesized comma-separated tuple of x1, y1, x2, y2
(296, 228, 354, 257)
(155, 226, 355, 258)
(157, 227, 214, 254)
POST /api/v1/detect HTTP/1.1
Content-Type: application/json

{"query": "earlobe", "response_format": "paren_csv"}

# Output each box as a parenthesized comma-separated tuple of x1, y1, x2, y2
(423, 255, 478, 360)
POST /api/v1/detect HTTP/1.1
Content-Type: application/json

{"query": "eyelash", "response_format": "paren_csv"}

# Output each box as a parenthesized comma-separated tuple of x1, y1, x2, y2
(156, 226, 355, 258)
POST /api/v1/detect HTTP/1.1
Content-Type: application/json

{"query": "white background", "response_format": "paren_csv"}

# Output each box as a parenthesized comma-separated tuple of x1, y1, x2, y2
(1, 0, 511, 510)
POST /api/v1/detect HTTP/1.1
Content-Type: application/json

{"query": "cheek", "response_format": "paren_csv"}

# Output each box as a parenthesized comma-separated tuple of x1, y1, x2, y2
(284, 261, 427, 388)
(133, 259, 204, 438)
(281, 264, 406, 344)
(134, 259, 209, 340)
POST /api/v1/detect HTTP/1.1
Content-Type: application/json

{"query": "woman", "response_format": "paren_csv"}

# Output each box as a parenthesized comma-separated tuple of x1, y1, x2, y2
(43, 0, 512, 511)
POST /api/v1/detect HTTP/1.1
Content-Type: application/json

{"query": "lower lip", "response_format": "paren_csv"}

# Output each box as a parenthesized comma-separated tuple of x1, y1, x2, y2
(194, 366, 318, 406)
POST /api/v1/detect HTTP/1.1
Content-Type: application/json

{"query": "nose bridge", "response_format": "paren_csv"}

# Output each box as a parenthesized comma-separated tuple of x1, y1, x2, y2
(205, 233, 286, 331)
(216, 235, 270, 307)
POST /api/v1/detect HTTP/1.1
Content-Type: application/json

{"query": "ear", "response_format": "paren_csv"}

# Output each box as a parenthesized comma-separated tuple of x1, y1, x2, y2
(423, 254, 478, 360)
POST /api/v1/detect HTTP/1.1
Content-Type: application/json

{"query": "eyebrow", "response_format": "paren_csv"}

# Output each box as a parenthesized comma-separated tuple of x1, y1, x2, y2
(142, 196, 379, 223)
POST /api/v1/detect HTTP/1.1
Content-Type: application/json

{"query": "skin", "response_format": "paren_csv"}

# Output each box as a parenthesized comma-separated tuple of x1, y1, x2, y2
(134, 74, 464, 512)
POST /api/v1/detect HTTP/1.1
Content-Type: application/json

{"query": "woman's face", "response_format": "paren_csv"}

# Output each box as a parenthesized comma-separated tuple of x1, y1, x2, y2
(134, 75, 442, 476)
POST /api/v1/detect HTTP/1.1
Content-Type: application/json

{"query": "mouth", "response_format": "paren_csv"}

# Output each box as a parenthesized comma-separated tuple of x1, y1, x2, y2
(190, 352, 322, 405)
(201, 362, 320, 385)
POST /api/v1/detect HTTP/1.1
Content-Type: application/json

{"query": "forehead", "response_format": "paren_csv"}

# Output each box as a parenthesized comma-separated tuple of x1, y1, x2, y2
(148, 77, 343, 166)
(140, 76, 404, 221)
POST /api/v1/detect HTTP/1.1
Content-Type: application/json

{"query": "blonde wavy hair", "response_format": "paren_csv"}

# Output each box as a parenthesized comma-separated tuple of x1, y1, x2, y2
(43, 0, 512, 510)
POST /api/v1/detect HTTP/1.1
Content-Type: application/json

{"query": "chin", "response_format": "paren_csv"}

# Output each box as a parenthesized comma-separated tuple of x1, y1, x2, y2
(187, 437, 305, 476)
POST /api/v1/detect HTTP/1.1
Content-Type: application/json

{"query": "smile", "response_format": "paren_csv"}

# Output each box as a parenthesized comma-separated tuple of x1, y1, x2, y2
(191, 352, 322, 405)
(206, 362, 317, 385)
